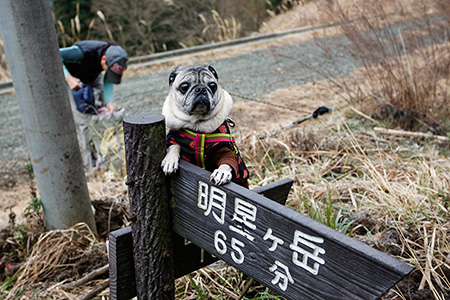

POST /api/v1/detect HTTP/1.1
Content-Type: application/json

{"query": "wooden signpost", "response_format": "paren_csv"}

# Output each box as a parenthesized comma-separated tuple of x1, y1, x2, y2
(110, 113, 414, 300)
(109, 178, 294, 300)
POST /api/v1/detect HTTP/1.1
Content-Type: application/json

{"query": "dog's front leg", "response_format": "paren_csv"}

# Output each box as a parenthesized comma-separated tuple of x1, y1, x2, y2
(210, 164, 233, 185)
(161, 144, 181, 175)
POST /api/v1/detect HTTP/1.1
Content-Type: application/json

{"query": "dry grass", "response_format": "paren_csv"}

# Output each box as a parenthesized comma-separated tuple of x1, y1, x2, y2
(54, 4, 113, 49)
(175, 262, 284, 299)
(194, 10, 242, 45)
(260, 0, 430, 33)
(6, 223, 107, 299)
(175, 263, 243, 299)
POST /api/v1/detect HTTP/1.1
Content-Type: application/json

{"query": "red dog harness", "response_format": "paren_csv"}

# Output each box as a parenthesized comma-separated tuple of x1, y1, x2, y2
(167, 119, 249, 186)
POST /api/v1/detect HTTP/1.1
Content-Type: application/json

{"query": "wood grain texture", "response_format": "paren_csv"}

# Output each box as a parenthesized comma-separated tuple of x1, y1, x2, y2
(251, 178, 293, 205)
(172, 160, 414, 300)
(109, 227, 136, 300)
(123, 113, 175, 300)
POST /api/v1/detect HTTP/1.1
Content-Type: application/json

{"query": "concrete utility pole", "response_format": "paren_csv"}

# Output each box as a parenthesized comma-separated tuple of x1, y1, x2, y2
(0, 0, 97, 232)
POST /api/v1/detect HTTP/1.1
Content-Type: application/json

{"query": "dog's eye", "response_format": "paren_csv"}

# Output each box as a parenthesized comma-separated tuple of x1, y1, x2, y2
(208, 82, 217, 93)
(179, 83, 190, 94)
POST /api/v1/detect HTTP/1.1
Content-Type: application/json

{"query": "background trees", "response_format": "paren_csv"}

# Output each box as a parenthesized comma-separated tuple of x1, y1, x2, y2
(51, 0, 292, 56)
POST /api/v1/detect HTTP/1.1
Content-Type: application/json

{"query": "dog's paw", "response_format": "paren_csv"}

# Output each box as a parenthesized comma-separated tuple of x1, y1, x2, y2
(210, 164, 233, 185)
(161, 156, 179, 175)
(161, 144, 180, 175)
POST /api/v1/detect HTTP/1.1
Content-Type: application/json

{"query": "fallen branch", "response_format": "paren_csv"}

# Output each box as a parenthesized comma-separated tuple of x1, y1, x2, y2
(62, 264, 109, 289)
(237, 278, 255, 300)
(78, 279, 109, 300)
(351, 106, 378, 123)
(374, 127, 449, 142)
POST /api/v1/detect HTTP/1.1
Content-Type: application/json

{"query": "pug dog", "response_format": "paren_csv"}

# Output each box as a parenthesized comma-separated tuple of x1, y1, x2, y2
(161, 65, 249, 187)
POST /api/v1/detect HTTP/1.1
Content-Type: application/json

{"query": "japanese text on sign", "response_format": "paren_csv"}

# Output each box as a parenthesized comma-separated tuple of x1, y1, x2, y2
(196, 181, 326, 290)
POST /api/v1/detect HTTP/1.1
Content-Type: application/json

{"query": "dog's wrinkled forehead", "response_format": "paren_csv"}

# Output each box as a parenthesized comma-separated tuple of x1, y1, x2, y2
(169, 65, 219, 86)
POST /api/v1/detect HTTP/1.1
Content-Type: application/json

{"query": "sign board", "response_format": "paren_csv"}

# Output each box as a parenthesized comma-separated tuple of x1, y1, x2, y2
(171, 160, 413, 300)
(109, 177, 293, 300)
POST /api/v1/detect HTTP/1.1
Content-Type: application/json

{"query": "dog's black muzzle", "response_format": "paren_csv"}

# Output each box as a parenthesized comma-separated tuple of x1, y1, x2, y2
(191, 85, 211, 113)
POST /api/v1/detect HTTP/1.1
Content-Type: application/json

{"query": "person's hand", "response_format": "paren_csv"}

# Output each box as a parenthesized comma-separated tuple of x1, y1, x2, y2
(66, 74, 83, 90)
(106, 102, 115, 113)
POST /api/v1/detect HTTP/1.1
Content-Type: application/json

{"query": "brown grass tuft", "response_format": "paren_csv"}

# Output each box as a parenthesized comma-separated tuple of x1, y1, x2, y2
(8, 223, 107, 298)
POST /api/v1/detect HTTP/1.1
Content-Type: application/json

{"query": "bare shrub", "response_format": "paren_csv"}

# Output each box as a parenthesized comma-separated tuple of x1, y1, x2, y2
(194, 10, 242, 45)
(265, 0, 450, 134)
(53, 3, 98, 48)
(319, 0, 450, 133)
(90, 0, 276, 55)
(90, 0, 196, 55)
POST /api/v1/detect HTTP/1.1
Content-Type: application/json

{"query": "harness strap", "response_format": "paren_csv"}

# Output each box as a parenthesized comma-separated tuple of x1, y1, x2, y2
(179, 126, 236, 168)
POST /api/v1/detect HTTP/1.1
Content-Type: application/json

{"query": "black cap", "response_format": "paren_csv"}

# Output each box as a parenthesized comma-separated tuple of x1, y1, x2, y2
(105, 45, 128, 84)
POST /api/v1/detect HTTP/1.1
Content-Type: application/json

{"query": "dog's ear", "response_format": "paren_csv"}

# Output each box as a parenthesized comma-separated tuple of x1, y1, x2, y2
(208, 65, 219, 80)
(169, 71, 177, 86)
(169, 65, 184, 86)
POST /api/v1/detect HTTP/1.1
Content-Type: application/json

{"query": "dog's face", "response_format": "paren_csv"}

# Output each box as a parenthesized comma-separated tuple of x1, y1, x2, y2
(169, 65, 220, 116)
(163, 65, 233, 132)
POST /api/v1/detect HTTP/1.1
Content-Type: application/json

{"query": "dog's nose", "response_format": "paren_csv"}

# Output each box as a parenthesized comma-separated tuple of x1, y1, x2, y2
(195, 86, 207, 95)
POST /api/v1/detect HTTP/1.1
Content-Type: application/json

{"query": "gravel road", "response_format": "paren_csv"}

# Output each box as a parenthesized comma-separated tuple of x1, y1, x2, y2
(0, 29, 358, 174)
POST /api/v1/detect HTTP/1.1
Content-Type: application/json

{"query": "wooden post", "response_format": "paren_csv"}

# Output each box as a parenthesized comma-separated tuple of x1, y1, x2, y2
(123, 113, 174, 299)
(109, 227, 136, 300)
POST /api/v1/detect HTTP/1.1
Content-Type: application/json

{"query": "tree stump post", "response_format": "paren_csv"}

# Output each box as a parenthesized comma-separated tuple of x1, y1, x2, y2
(123, 113, 174, 299)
